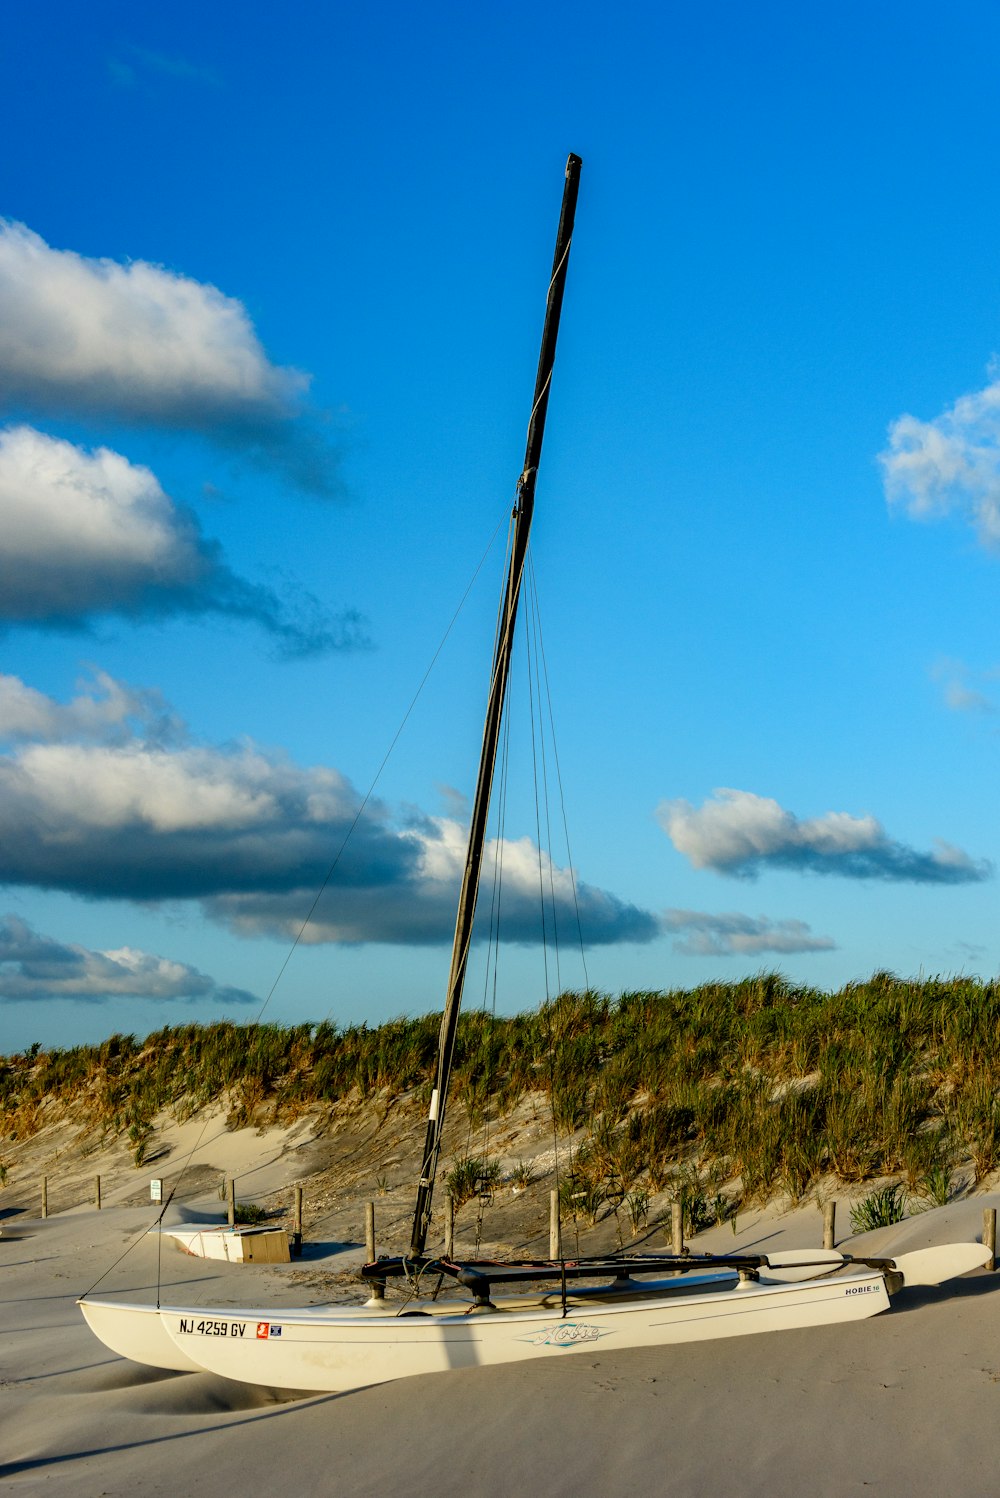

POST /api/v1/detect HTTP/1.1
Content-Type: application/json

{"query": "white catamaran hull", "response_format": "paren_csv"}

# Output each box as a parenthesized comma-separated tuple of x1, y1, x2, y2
(81, 1298, 207, 1373)
(81, 1269, 891, 1394)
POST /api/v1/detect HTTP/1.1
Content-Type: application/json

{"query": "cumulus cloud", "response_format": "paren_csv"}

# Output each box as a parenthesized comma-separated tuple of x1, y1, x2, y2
(661, 909, 836, 957)
(0, 425, 209, 616)
(209, 820, 660, 947)
(0, 426, 361, 652)
(880, 364, 1000, 548)
(658, 788, 990, 884)
(0, 221, 336, 492)
(0, 674, 658, 947)
(0, 667, 180, 744)
(0, 914, 256, 1005)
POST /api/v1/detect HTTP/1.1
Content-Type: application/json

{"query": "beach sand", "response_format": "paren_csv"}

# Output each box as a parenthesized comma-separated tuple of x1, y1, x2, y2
(2, 1117, 999, 1496)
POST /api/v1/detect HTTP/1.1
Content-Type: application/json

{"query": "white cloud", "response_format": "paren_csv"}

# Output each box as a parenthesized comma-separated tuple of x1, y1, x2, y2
(0, 220, 304, 429)
(0, 426, 359, 650)
(658, 788, 990, 883)
(0, 914, 255, 1005)
(880, 366, 1000, 548)
(943, 679, 992, 713)
(0, 425, 208, 618)
(0, 674, 658, 947)
(0, 667, 178, 743)
(209, 818, 657, 947)
(0, 221, 339, 493)
(661, 909, 836, 957)
(929, 657, 995, 715)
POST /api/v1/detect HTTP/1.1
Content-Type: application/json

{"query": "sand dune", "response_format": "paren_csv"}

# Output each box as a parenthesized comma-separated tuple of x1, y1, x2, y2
(3, 1120, 999, 1498)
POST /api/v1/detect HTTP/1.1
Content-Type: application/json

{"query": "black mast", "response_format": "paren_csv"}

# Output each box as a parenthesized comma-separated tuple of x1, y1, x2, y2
(409, 153, 582, 1259)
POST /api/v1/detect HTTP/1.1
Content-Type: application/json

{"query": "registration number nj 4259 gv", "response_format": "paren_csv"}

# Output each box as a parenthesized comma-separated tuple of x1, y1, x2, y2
(177, 1317, 247, 1337)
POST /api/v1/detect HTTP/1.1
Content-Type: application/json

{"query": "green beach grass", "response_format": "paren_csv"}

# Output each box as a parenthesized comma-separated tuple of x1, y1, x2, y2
(3, 972, 998, 1215)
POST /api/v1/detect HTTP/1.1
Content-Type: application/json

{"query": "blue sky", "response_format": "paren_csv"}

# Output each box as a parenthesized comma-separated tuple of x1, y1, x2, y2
(4, 1, 1000, 1050)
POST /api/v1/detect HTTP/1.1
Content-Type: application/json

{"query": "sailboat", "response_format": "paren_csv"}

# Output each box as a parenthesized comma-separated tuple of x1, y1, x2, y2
(79, 155, 990, 1393)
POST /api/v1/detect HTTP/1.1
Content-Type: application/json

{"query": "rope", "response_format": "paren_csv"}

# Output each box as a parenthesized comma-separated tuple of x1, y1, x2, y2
(80, 1207, 169, 1299)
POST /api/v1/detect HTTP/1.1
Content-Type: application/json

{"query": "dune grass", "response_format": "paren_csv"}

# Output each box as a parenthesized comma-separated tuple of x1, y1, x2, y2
(2, 971, 999, 1211)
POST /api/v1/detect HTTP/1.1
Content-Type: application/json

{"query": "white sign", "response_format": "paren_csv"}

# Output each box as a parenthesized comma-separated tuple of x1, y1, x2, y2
(150, 1179, 163, 1203)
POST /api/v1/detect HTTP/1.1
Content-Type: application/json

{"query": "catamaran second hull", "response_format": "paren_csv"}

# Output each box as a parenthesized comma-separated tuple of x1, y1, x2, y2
(80, 1269, 890, 1394)
(80, 1297, 206, 1373)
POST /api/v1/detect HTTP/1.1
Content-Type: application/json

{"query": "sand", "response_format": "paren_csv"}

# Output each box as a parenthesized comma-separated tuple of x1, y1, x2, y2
(2, 1114, 1000, 1496)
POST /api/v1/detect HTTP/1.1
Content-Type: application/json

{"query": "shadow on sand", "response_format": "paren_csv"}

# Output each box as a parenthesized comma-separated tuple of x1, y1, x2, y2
(0, 1384, 342, 1479)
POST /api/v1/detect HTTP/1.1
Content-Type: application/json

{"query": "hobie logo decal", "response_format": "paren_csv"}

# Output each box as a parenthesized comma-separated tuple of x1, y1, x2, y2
(517, 1322, 607, 1348)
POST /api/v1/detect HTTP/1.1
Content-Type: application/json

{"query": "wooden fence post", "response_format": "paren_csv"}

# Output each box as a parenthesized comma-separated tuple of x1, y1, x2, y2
(671, 1199, 684, 1256)
(365, 1201, 384, 1300)
(823, 1200, 836, 1250)
(365, 1200, 376, 1262)
(41, 1175, 48, 1219)
(549, 1189, 561, 1260)
(227, 1178, 236, 1228)
(444, 1193, 455, 1259)
(984, 1207, 996, 1271)
(94, 1175, 101, 1211)
(291, 1185, 303, 1257)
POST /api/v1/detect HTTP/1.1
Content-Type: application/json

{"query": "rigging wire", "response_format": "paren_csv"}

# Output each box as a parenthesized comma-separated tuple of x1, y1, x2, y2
(471, 691, 512, 1255)
(445, 534, 587, 1279)
(520, 557, 571, 1310)
(524, 590, 551, 999)
(405, 506, 522, 1231)
(463, 514, 517, 1170)
(269, 504, 514, 1034)
(526, 561, 564, 993)
(525, 549, 591, 992)
(83, 507, 512, 1296)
